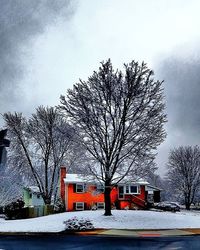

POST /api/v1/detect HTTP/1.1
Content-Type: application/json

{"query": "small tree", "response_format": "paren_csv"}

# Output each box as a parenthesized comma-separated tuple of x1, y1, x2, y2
(60, 59, 167, 215)
(4, 106, 77, 204)
(167, 146, 200, 210)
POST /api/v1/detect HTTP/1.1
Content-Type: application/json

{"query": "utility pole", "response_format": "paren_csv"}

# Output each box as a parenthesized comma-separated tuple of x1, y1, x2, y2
(0, 129, 10, 166)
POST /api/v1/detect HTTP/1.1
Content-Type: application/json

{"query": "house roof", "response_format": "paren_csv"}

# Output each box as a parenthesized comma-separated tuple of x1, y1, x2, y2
(145, 184, 162, 191)
(64, 174, 149, 185)
(64, 174, 97, 184)
(24, 186, 42, 194)
(116, 174, 149, 185)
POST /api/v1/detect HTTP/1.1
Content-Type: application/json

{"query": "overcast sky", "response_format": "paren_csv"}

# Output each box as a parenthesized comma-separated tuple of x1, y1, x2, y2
(1, 0, 200, 175)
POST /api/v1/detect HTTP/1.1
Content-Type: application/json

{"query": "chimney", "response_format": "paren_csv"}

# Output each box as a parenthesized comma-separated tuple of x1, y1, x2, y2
(60, 166, 66, 202)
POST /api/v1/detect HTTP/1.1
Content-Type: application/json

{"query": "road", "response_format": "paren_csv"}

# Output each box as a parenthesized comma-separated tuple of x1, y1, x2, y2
(0, 235, 199, 250)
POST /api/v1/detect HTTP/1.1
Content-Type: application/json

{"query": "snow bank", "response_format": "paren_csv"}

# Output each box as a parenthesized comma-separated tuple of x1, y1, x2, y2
(0, 210, 200, 232)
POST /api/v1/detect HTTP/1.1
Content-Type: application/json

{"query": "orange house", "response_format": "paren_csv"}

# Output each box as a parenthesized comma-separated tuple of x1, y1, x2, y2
(60, 167, 159, 211)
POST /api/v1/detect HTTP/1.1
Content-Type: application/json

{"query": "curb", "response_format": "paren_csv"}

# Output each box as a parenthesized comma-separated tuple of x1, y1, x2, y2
(76, 228, 200, 237)
(0, 229, 200, 237)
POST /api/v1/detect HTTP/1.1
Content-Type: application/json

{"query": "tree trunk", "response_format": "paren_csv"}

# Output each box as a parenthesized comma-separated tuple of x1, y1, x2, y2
(104, 184, 112, 216)
(43, 195, 51, 205)
(185, 202, 190, 210)
(185, 196, 191, 210)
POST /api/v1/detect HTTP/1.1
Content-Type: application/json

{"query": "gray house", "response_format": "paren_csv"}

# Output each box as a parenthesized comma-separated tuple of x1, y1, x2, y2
(23, 186, 45, 217)
(23, 186, 44, 207)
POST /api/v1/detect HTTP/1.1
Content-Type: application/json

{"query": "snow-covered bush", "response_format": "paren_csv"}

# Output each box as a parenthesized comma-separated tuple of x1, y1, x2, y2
(63, 217, 94, 231)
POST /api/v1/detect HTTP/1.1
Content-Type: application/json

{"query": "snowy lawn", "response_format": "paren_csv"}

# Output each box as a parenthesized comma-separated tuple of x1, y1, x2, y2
(0, 210, 200, 232)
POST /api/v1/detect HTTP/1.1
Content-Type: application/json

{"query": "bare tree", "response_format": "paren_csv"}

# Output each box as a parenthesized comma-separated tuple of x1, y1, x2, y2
(60, 59, 167, 215)
(146, 171, 165, 189)
(167, 146, 200, 210)
(0, 166, 22, 206)
(3, 106, 76, 204)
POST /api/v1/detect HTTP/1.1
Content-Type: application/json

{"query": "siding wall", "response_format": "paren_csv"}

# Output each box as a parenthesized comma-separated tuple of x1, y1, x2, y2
(32, 194, 44, 206)
(65, 184, 146, 211)
(67, 184, 118, 211)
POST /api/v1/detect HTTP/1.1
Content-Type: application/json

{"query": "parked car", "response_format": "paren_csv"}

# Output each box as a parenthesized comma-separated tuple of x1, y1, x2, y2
(155, 201, 180, 212)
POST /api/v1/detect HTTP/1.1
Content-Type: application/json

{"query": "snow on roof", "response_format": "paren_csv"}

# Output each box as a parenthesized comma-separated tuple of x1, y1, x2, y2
(116, 174, 149, 185)
(145, 184, 162, 191)
(64, 173, 149, 185)
(119, 178, 149, 185)
(64, 174, 96, 184)
(24, 186, 41, 193)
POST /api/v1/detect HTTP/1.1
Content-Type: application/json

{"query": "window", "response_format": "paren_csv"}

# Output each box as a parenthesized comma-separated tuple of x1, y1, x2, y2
(97, 202, 105, 209)
(76, 202, 84, 211)
(124, 185, 139, 194)
(37, 194, 40, 199)
(130, 185, 138, 194)
(76, 184, 84, 193)
(29, 193, 32, 198)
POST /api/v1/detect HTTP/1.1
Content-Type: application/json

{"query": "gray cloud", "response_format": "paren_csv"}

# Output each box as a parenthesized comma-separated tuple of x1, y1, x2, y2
(160, 56, 200, 141)
(0, 0, 75, 112)
(156, 53, 200, 174)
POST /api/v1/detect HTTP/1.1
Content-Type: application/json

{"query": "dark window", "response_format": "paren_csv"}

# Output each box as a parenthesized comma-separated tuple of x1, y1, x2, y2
(37, 194, 40, 199)
(76, 202, 84, 210)
(97, 202, 105, 209)
(130, 185, 138, 193)
(126, 185, 129, 193)
(76, 184, 84, 193)
(29, 193, 32, 198)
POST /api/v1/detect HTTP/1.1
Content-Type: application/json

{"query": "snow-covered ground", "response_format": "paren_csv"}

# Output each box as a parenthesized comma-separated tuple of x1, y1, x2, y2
(0, 210, 200, 232)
